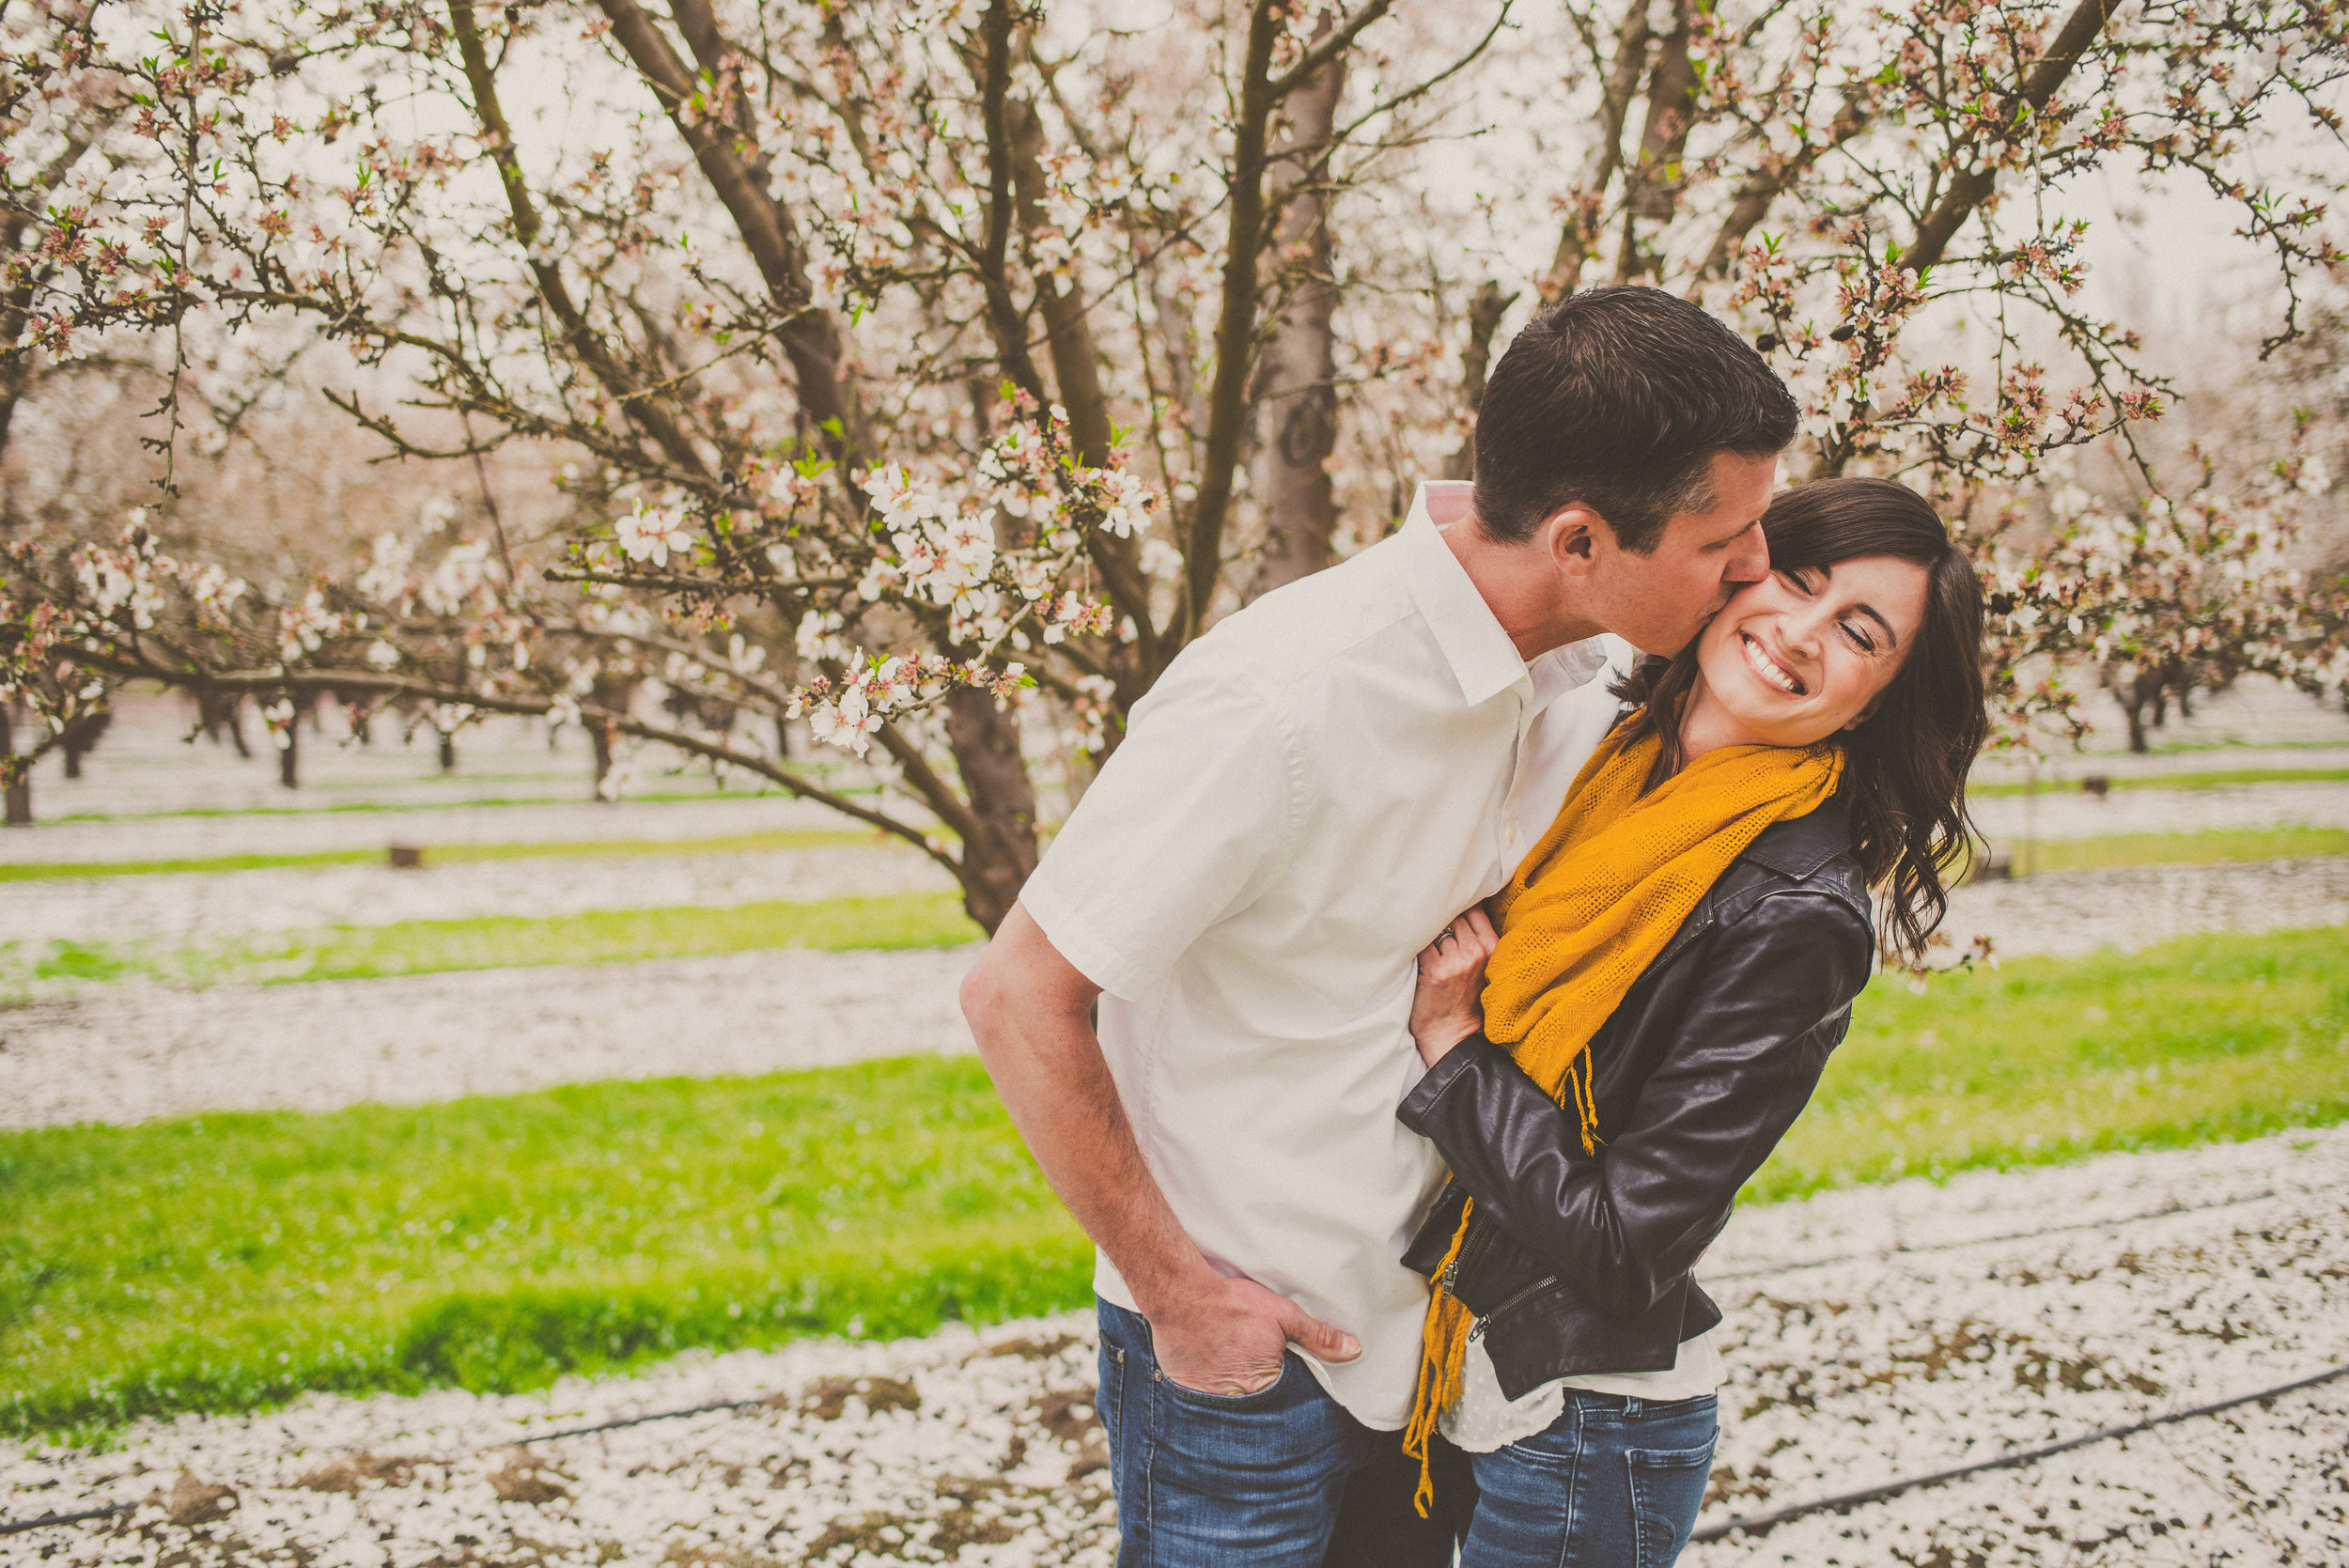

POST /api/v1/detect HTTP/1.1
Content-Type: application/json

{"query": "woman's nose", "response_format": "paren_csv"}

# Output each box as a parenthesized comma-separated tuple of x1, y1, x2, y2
(1778, 603, 1829, 655)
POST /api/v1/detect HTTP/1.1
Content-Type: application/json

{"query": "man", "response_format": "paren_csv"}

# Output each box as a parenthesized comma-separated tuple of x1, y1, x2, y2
(960, 287, 1798, 1564)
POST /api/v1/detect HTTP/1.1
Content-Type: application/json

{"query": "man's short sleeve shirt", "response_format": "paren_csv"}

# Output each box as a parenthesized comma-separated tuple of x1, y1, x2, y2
(1019, 482, 1623, 1429)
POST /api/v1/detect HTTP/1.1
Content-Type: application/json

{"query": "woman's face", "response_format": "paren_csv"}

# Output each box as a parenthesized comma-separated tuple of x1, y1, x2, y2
(1688, 553, 1931, 748)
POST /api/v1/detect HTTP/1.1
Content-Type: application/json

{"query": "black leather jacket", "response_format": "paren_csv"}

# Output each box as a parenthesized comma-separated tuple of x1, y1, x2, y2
(1398, 794, 1874, 1401)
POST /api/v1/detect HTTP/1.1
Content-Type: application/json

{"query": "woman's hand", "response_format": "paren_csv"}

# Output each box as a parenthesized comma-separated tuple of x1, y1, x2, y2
(1410, 908, 1498, 1068)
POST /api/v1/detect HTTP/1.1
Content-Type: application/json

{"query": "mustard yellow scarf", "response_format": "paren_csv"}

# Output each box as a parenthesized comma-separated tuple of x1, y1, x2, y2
(1402, 719, 1844, 1514)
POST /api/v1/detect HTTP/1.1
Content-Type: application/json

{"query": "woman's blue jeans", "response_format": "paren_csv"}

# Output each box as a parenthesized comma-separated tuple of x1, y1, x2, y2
(1461, 1389, 1719, 1568)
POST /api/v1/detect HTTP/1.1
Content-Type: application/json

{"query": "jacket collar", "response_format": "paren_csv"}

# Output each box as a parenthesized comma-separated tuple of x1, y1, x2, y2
(1739, 792, 1855, 881)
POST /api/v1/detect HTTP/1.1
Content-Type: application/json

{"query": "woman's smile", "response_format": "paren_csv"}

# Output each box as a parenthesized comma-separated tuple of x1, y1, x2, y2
(1736, 630, 1806, 696)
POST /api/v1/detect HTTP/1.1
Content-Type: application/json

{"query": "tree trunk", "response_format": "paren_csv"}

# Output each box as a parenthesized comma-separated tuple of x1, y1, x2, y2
(279, 719, 301, 788)
(591, 722, 615, 796)
(1442, 281, 1519, 481)
(0, 706, 27, 826)
(60, 708, 107, 780)
(1245, 40, 1346, 599)
(943, 689, 1041, 932)
(1614, 0, 1698, 283)
(2118, 685, 2149, 753)
(438, 730, 459, 772)
(200, 690, 253, 757)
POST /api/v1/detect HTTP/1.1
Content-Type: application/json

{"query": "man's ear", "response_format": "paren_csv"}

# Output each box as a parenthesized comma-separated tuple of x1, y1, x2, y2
(1541, 503, 1609, 580)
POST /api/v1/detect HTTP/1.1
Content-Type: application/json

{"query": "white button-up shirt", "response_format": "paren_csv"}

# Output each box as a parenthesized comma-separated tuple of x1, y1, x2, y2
(1019, 482, 1630, 1427)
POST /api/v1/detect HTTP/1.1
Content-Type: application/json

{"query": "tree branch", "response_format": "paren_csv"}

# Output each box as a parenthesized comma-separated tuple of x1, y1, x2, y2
(597, 0, 863, 462)
(1542, 0, 1650, 301)
(1903, 0, 2121, 276)
(1182, 0, 1284, 640)
(445, 0, 708, 477)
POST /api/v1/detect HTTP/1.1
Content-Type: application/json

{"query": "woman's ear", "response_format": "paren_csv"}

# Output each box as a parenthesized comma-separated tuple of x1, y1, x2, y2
(1843, 694, 1886, 732)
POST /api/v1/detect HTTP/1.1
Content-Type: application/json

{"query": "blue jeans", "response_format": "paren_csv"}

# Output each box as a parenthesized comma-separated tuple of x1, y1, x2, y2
(1462, 1390, 1719, 1568)
(1095, 1297, 1473, 1567)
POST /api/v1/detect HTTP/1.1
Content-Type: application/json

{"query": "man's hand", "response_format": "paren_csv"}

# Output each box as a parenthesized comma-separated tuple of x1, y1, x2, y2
(963, 903, 1362, 1397)
(1148, 1272, 1361, 1396)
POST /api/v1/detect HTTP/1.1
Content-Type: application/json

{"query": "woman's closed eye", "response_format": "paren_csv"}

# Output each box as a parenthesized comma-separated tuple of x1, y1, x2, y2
(1781, 567, 1885, 656)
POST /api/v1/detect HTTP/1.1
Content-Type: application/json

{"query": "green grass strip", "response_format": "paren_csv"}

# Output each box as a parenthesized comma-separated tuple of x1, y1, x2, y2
(49, 784, 889, 825)
(4, 924, 2346, 1439)
(0, 1057, 1088, 1439)
(1970, 765, 2349, 797)
(7, 892, 982, 988)
(1999, 826, 2349, 874)
(0, 829, 885, 884)
(14, 826, 2344, 890)
(1750, 923, 2349, 1201)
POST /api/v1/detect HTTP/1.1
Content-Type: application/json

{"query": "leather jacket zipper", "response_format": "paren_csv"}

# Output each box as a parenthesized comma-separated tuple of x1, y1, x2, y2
(1468, 1273, 1558, 1342)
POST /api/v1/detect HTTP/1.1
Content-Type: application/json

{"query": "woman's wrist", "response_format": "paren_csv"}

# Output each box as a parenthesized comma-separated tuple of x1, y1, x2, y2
(1414, 1018, 1481, 1068)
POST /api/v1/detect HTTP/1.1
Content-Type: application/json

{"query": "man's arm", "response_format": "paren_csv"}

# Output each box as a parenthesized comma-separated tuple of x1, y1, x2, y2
(960, 901, 1361, 1394)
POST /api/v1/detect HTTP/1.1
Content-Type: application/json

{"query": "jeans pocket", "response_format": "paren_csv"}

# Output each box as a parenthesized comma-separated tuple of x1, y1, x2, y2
(1097, 1333, 1128, 1456)
(1158, 1350, 1296, 1408)
(1626, 1436, 1717, 1568)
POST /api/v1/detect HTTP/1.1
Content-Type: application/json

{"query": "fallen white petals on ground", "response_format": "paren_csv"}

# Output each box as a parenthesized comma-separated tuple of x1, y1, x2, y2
(1965, 777, 2349, 841)
(0, 845, 956, 948)
(4, 1321, 1114, 1568)
(0, 947, 982, 1131)
(1937, 855, 2349, 960)
(1689, 1125, 2349, 1564)
(7, 1128, 2344, 1566)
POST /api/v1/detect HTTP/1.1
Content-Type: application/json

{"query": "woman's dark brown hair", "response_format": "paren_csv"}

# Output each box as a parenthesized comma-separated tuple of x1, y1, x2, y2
(1613, 475, 1988, 966)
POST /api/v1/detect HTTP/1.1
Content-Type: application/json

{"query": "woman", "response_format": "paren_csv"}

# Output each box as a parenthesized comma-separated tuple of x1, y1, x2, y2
(1392, 475, 1987, 1566)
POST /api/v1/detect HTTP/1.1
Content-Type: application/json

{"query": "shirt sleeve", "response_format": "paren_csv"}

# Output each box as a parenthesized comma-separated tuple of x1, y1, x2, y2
(1019, 665, 1294, 1001)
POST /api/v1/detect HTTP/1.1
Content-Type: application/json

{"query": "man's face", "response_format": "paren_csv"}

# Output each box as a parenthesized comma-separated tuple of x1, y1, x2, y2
(1586, 451, 1778, 656)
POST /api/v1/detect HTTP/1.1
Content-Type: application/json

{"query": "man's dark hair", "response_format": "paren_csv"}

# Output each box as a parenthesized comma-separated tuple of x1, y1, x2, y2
(1471, 286, 1799, 552)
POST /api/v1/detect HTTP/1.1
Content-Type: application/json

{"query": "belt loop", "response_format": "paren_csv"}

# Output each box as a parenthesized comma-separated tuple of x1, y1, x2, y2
(1622, 1394, 1643, 1418)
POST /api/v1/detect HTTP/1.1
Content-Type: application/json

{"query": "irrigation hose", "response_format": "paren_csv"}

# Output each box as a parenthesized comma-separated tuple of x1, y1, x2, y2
(8, 1361, 2344, 1542)
(0, 1504, 135, 1538)
(1700, 1181, 2336, 1283)
(1686, 1360, 2349, 1544)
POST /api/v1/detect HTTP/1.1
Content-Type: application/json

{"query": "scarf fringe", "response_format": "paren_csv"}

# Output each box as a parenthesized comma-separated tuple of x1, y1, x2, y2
(1400, 1201, 1475, 1518)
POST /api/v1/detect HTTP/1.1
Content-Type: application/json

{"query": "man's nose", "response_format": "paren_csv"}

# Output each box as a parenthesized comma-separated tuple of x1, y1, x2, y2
(1725, 526, 1770, 587)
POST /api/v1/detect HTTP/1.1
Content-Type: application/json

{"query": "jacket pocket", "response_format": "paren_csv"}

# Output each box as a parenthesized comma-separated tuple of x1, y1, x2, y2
(1468, 1271, 1560, 1343)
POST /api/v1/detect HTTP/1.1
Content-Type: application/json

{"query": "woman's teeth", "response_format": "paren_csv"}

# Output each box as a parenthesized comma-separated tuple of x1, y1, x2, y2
(1741, 633, 1805, 695)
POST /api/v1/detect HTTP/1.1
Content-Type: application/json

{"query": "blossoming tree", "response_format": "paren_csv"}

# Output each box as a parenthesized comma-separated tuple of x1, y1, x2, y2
(5, 0, 2347, 925)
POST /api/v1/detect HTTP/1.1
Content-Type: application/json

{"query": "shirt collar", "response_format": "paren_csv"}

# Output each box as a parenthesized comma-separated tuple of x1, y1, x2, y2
(1389, 481, 1612, 712)
(1529, 634, 1613, 713)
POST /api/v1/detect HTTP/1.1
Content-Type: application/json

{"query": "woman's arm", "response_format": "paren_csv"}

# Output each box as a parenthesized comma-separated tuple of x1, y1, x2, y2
(1401, 892, 1873, 1316)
